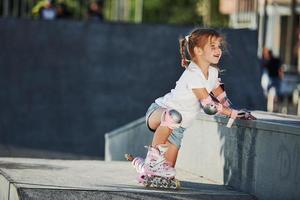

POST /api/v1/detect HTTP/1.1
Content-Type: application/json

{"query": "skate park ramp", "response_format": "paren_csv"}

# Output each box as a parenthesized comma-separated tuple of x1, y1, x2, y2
(105, 111, 300, 200)
(0, 158, 256, 200)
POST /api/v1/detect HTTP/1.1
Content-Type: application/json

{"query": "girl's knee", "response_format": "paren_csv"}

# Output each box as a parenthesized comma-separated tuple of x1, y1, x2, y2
(147, 108, 165, 131)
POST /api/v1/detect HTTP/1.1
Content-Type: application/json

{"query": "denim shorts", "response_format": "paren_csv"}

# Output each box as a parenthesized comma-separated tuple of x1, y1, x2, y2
(145, 103, 186, 149)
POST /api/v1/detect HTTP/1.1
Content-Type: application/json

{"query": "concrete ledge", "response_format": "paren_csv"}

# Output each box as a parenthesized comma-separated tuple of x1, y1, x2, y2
(0, 171, 19, 200)
(0, 173, 10, 200)
(105, 111, 300, 200)
(177, 112, 300, 199)
(105, 118, 153, 161)
(0, 158, 255, 200)
(204, 111, 300, 135)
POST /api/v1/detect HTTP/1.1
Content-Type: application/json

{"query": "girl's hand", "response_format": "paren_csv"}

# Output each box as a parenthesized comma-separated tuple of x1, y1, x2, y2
(236, 109, 256, 120)
(227, 109, 256, 128)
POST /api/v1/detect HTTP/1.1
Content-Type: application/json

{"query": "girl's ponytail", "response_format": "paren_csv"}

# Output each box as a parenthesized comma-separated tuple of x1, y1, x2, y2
(179, 36, 190, 68)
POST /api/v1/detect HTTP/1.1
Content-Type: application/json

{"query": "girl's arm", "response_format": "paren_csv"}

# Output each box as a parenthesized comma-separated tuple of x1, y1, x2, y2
(211, 86, 256, 121)
(211, 85, 224, 97)
(211, 85, 232, 108)
(193, 88, 245, 127)
(192, 88, 234, 117)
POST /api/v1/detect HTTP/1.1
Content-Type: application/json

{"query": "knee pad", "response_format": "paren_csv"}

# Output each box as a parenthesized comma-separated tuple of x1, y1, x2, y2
(201, 96, 223, 115)
(160, 109, 182, 129)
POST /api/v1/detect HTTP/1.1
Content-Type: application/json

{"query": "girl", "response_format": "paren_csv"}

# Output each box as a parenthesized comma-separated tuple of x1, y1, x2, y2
(132, 28, 254, 185)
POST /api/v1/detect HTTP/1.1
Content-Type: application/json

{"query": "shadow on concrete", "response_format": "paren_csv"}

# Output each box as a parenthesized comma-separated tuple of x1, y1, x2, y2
(18, 182, 256, 200)
(216, 122, 258, 195)
(180, 180, 235, 191)
(93, 181, 236, 192)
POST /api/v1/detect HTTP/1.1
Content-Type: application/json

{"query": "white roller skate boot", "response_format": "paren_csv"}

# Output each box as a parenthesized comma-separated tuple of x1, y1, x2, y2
(143, 144, 176, 178)
(129, 145, 180, 189)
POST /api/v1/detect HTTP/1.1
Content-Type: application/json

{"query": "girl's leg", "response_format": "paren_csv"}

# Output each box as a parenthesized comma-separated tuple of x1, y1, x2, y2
(164, 141, 179, 167)
(133, 106, 178, 177)
(148, 108, 173, 146)
(152, 126, 171, 146)
(147, 107, 182, 167)
(148, 110, 179, 167)
(164, 127, 185, 167)
(147, 108, 165, 131)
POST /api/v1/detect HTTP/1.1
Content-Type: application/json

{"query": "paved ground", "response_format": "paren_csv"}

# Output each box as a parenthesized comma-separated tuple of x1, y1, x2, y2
(0, 158, 256, 200)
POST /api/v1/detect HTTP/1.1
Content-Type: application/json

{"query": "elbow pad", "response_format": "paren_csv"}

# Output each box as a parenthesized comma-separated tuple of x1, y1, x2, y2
(216, 91, 232, 107)
(201, 96, 223, 115)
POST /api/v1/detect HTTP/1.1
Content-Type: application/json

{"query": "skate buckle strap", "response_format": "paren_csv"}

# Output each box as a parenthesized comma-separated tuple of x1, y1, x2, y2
(216, 91, 226, 101)
(216, 91, 232, 108)
(227, 109, 238, 128)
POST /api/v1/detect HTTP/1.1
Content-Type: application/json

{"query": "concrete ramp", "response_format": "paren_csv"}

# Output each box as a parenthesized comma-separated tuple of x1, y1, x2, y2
(0, 158, 255, 200)
(105, 111, 300, 199)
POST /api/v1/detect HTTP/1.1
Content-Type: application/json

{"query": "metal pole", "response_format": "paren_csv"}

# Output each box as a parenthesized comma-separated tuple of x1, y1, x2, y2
(284, 0, 296, 70)
(255, 0, 259, 29)
(134, 0, 143, 23)
(262, 0, 268, 48)
(123, 0, 129, 22)
(27, 0, 33, 18)
(3, 0, 10, 17)
(114, 0, 118, 21)
(20, 0, 26, 18)
(13, 0, 19, 17)
(291, 0, 296, 68)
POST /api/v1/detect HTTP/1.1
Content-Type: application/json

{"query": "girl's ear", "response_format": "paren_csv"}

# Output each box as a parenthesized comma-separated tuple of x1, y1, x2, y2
(194, 46, 203, 56)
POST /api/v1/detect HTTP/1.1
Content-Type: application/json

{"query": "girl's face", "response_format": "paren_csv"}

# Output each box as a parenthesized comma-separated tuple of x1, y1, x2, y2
(198, 37, 222, 65)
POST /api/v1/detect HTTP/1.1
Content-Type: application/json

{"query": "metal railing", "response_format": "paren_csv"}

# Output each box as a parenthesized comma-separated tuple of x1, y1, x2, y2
(1, 0, 32, 18)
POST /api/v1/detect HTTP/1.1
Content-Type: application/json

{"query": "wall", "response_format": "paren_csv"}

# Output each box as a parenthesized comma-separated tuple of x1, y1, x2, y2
(0, 19, 264, 159)
(105, 118, 153, 161)
(177, 112, 300, 199)
(105, 112, 300, 199)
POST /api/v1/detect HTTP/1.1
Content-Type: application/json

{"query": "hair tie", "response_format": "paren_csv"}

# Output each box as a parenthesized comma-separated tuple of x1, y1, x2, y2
(185, 35, 189, 43)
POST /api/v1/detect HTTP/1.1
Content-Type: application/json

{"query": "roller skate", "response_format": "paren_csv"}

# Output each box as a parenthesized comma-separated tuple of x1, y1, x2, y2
(125, 145, 180, 189)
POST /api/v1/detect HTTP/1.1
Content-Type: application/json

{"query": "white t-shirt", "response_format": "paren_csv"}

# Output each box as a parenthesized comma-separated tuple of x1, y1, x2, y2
(155, 61, 219, 128)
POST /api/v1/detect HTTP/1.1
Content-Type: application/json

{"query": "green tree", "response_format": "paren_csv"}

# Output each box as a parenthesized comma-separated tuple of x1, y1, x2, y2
(32, 0, 82, 18)
(198, 0, 229, 27)
(143, 0, 202, 25)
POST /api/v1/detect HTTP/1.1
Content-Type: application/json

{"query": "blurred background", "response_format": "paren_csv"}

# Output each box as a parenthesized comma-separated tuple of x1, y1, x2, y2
(0, 0, 299, 159)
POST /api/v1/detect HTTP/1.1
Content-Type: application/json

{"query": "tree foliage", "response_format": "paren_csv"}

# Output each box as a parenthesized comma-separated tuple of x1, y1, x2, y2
(30, 0, 228, 27)
(142, 0, 203, 25)
(142, 0, 228, 27)
(32, 0, 82, 18)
